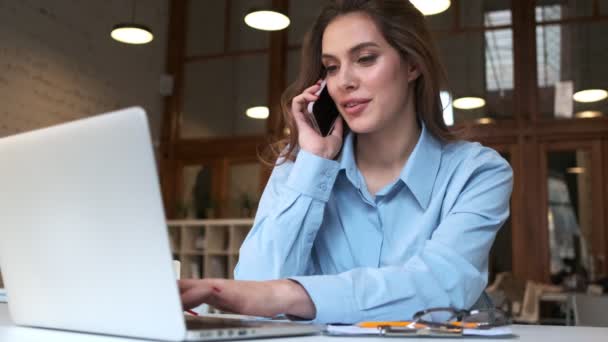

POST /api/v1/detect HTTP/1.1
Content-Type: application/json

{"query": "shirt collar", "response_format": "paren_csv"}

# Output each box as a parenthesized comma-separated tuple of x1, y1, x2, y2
(399, 123, 443, 210)
(338, 131, 361, 188)
(337, 123, 443, 208)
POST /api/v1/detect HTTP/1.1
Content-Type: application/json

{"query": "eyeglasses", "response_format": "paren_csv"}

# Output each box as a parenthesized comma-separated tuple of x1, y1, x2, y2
(413, 307, 511, 329)
(378, 307, 511, 337)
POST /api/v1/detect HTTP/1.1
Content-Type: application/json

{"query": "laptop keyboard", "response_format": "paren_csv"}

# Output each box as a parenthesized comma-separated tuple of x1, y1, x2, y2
(185, 316, 263, 330)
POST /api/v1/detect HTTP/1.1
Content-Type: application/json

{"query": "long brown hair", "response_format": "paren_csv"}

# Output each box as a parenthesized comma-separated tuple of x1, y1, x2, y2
(263, 0, 455, 165)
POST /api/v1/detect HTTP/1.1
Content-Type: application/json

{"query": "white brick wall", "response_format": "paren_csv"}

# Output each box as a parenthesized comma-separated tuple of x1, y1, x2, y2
(0, 0, 168, 140)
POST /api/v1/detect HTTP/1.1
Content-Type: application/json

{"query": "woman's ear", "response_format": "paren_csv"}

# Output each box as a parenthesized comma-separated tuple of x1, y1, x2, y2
(406, 62, 421, 82)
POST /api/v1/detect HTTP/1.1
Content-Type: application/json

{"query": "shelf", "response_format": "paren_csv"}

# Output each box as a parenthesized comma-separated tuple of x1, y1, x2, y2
(166, 219, 252, 280)
(205, 250, 238, 256)
(181, 250, 205, 255)
(168, 218, 254, 227)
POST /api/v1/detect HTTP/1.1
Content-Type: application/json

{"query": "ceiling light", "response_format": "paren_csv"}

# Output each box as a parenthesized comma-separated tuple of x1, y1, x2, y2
(111, 24, 153, 44)
(409, 0, 451, 16)
(575, 111, 603, 119)
(111, 1, 153, 45)
(244, 10, 290, 31)
(246, 106, 269, 119)
(475, 117, 495, 125)
(453, 97, 486, 110)
(566, 167, 585, 174)
(572, 89, 608, 103)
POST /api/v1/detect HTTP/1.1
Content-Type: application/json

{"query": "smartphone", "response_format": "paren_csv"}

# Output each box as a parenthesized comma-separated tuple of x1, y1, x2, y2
(307, 80, 340, 136)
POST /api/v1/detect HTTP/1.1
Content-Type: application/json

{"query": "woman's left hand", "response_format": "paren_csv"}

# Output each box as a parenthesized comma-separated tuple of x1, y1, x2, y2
(179, 278, 316, 319)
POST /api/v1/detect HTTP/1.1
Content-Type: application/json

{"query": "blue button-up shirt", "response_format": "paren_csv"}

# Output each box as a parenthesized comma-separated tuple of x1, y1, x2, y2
(234, 124, 513, 324)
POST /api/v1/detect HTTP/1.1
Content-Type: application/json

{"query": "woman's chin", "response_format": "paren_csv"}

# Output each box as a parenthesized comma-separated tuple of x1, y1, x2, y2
(345, 121, 378, 135)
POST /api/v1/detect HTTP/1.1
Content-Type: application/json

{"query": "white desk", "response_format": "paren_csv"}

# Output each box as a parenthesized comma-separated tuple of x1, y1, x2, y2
(1, 304, 607, 341)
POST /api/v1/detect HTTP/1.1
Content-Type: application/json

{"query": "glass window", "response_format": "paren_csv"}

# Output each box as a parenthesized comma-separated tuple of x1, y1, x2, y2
(288, 0, 327, 45)
(436, 30, 514, 124)
(485, 25, 514, 91)
(228, 0, 271, 51)
(186, 0, 225, 57)
(424, 5, 453, 31)
(489, 152, 513, 283)
(536, 24, 561, 88)
(537, 22, 608, 119)
(227, 161, 262, 218)
(535, 0, 594, 22)
(181, 164, 215, 219)
(602, 0, 608, 15)
(536, 3, 563, 22)
(187, 0, 272, 56)
(287, 49, 301, 85)
(461, 0, 511, 28)
(546, 150, 596, 289)
(182, 55, 268, 138)
(425, 0, 511, 30)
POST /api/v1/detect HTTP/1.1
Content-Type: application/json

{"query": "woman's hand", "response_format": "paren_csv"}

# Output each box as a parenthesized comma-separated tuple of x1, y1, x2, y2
(179, 278, 316, 319)
(291, 81, 344, 160)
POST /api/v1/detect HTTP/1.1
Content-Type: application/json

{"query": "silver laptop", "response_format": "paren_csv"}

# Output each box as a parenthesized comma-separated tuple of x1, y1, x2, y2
(0, 107, 321, 341)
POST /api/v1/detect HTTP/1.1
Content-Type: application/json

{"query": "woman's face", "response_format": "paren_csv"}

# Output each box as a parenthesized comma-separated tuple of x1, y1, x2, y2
(321, 12, 419, 135)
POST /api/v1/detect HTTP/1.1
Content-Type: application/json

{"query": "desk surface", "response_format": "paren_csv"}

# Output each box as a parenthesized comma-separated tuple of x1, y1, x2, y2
(1, 304, 607, 341)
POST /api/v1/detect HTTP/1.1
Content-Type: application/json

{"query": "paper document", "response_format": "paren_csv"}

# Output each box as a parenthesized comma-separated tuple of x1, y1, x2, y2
(326, 324, 513, 337)
(463, 326, 513, 336)
(326, 325, 380, 335)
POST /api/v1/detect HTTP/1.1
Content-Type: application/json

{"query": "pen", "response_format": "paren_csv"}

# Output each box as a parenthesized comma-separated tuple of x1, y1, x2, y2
(357, 321, 424, 329)
(449, 321, 479, 329)
(185, 309, 199, 316)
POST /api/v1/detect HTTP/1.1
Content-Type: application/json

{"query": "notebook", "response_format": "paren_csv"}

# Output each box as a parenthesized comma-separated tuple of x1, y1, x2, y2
(0, 107, 321, 341)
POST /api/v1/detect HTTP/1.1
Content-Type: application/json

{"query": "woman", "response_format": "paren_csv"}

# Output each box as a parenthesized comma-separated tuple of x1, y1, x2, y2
(179, 0, 513, 324)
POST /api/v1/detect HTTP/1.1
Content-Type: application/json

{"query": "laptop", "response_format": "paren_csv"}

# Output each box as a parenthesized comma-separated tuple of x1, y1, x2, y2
(0, 107, 322, 341)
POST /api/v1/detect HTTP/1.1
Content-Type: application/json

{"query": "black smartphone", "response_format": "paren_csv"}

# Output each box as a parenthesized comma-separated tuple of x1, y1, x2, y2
(307, 80, 340, 136)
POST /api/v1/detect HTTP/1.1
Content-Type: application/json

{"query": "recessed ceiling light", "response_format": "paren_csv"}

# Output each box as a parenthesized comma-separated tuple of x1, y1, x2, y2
(244, 10, 290, 31)
(453, 97, 486, 110)
(573, 89, 608, 103)
(575, 111, 603, 119)
(409, 0, 451, 16)
(246, 106, 269, 119)
(566, 167, 585, 174)
(475, 117, 495, 125)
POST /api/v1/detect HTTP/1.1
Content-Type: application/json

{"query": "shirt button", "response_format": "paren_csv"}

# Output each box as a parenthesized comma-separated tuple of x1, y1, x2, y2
(319, 183, 327, 191)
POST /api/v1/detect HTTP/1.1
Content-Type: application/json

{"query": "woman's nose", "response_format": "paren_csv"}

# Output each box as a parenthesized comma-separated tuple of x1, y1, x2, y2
(337, 66, 358, 92)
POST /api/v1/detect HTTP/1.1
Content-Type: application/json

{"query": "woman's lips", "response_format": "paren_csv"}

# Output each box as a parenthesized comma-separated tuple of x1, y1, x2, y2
(342, 100, 371, 116)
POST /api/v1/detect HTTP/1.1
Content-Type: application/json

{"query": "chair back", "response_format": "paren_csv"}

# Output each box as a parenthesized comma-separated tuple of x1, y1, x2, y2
(573, 294, 608, 327)
(470, 291, 495, 311)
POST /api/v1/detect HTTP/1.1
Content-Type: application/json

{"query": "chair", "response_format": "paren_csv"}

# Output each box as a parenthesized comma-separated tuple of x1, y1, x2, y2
(510, 280, 564, 324)
(572, 294, 608, 327)
(485, 272, 527, 318)
(470, 290, 495, 311)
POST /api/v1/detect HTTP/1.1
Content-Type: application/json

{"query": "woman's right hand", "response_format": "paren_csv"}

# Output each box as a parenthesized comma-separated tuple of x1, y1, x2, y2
(291, 81, 344, 160)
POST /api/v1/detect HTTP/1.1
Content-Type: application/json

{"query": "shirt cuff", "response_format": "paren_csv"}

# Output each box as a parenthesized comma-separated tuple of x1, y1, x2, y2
(286, 150, 340, 202)
(289, 274, 358, 324)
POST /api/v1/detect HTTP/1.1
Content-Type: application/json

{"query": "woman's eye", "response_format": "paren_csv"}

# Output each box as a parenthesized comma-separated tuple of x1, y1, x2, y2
(358, 55, 377, 64)
(324, 65, 338, 74)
